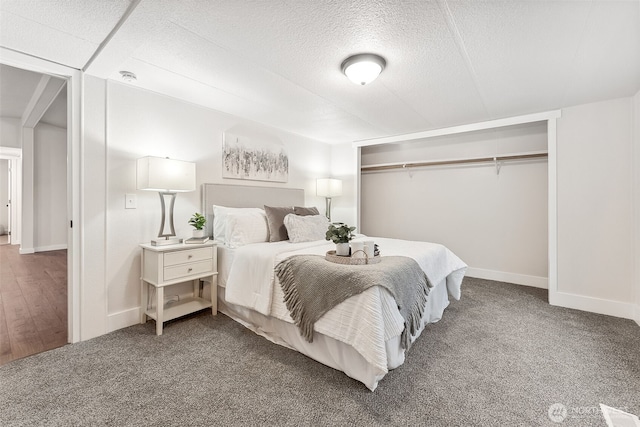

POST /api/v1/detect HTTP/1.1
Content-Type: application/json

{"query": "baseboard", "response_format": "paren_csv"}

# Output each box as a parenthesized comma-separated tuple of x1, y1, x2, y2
(107, 307, 140, 333)
(550, 291, 637, 321)
(34, 244, 68, 252)
(465, 267, 548, 289)
(635, 304, 640, 327)
(16, 244, 66, 254)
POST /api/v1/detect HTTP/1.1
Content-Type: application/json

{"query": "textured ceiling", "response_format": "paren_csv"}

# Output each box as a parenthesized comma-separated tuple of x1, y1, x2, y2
(1, 0, 639, 144)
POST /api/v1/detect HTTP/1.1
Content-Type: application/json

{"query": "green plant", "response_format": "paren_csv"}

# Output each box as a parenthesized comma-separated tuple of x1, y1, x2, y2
(188, 212, 206, 230)
(325, 222, 356, 244)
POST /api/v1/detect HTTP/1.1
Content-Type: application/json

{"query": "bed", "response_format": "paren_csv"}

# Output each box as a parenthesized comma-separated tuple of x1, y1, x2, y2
(203, 184, 467, 391)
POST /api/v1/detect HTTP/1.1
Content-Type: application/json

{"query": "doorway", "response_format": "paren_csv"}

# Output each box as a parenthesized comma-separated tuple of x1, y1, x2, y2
(1, 47, 81, 345)
(0, 158, 9, 245)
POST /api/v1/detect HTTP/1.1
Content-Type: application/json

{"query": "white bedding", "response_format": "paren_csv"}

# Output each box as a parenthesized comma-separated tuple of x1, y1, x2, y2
(223, 236, 467, 382)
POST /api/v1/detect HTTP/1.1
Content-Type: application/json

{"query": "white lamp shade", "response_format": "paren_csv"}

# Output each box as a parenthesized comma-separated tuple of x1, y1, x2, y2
(136, 156, 196, 192)
(316, 178, 342, 197)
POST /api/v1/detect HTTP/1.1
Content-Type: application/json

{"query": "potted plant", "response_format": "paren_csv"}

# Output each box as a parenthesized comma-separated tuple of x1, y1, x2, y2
(188, 212, 207, 238)
(325, 222, 356, 256)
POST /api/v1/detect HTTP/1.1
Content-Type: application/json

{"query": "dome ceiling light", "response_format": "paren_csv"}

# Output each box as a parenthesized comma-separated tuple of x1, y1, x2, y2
(341, 53, 386, 86)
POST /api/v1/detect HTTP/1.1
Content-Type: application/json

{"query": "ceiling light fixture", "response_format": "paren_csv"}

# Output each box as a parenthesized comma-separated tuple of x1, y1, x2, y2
(119, 70, 137, 82)
(341, 53, 386, 86)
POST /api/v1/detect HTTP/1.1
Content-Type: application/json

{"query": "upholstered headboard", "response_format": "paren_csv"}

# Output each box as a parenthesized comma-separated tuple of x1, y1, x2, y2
(201, 183, 305, 237)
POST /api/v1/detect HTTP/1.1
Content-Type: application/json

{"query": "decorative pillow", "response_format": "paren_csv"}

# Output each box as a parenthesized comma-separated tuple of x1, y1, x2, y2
(293, 206, 319, 216)
(284, 214, 329, 243)
(264, 205, 294, 242)
(212, 205, 267, 246)
(225, 210, 269, 248)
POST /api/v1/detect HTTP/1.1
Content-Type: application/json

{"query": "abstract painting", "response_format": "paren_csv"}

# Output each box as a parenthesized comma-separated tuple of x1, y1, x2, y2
(222, 133, 288, 182)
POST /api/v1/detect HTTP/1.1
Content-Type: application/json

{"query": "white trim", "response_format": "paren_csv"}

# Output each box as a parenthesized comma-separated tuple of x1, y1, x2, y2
(34, 244, 68, 252)
(634, 90, 640, 327)
(548, 118, 559, 305)
(552, 291, 637, 321)
(18, 247, 34, 254)
(0, 47, 82, 344)
(356, 146, 361, 231)
(353, 110, 562, 147)
(0, 147, 22, 157)
(465, 268, 548, 289)
(21, 75, 66, 128)
(107, 307, 141, 333)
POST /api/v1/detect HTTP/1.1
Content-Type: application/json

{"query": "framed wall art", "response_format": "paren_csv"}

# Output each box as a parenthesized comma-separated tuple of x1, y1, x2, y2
(222, 132, 288, 183)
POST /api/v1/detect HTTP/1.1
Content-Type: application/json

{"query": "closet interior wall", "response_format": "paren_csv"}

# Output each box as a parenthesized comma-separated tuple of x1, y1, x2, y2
(360, 122, 549, 287)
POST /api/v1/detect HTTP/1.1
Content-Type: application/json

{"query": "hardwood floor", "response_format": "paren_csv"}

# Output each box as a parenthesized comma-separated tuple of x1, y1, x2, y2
(0, 244, 67, 365)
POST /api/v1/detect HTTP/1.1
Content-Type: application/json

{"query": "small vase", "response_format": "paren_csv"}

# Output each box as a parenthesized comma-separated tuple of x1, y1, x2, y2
(335, 242, 350, 256)
(193, 229, 206, 238)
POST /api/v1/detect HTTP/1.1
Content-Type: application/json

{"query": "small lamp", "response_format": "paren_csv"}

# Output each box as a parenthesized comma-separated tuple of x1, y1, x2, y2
(137, 156, 196, 246)
(316, 178, 342, 222)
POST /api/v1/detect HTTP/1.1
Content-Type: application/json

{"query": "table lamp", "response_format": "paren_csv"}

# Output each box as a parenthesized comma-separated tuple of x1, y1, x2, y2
(137, 156, 196, 246)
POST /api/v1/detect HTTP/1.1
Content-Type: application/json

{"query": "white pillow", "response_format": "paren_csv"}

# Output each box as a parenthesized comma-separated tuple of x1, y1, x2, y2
(283, 214, 329, 243)
(226, 210, 269, 248)
(212, 206, 268, 247)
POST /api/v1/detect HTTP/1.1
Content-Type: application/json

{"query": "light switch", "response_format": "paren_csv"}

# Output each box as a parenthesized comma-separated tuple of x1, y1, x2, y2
(125, 194, 137, 209)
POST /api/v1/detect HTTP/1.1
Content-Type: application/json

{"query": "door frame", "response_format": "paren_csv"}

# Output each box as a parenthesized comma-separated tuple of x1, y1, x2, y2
(0, 148, 21, 245)
(1, 48, 82, 343)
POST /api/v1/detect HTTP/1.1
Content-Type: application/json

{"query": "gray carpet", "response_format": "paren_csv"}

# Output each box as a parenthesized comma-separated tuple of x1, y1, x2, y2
(1, 278, 638, 426)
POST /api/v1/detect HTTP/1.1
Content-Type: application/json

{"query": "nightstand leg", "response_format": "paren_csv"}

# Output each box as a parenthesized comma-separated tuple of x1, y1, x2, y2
(141, 282, 148, 324)
(156, 286, 164, 336)
(211, 277, 217, 315)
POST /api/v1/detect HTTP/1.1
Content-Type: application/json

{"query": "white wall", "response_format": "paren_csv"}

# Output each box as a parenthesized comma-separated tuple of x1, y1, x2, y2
(33, 123, 67, 251)
(0, 117, 21, 148)
(330, 142, 358, 227)
(0, 159, 8, 233)
(556, 97, 635, 318)
(97, 81, 332, 332)
(360, 122, 549, 287)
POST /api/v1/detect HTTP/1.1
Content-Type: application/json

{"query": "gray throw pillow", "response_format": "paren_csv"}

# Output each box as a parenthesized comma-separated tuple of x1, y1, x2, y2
(264, 205, 295, 242)
(293, 206, 319, 216)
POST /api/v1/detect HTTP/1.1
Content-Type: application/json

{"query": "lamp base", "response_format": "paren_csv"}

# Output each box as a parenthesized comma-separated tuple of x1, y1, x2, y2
(151, 237, 183, 246)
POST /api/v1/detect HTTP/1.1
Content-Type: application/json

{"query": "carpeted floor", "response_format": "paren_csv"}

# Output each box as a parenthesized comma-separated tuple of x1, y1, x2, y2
(0, 277, 638, 426)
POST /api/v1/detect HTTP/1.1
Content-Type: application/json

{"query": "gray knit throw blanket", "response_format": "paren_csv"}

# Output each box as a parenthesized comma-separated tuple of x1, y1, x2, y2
(275, 255, 432, 350)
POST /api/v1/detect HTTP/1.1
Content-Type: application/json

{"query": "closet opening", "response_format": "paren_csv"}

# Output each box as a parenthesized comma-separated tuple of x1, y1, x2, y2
(357, 114, 559, 292)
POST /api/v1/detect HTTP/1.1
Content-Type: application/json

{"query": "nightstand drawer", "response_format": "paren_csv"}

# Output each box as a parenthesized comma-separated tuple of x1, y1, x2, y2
(163, 259, 213, 281)
(164, 247, 212, 267)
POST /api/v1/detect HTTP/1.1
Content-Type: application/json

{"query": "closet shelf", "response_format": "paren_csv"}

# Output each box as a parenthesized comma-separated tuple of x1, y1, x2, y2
(361, 152, 548, 173)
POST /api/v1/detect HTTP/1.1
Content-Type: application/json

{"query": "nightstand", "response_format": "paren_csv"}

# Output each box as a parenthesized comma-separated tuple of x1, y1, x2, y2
(140, 241, 217, 335)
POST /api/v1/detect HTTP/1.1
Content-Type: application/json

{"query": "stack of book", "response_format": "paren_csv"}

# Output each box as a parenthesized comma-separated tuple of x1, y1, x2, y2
(185, 236, 209, 244)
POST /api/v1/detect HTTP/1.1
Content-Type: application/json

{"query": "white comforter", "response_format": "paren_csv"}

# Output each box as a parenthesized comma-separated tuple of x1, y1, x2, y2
(225, 236, 467, 373)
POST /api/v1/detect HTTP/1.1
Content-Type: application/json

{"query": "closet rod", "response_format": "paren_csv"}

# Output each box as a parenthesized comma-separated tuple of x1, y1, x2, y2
(361, 152, 548, 173)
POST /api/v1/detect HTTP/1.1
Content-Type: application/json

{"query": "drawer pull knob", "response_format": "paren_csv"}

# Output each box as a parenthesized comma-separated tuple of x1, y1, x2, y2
(188, 255, 193, 259)
(188, 268, 193, 272)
